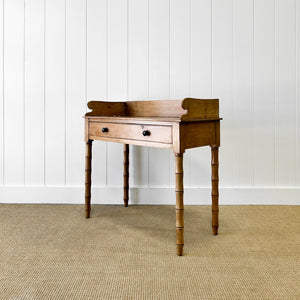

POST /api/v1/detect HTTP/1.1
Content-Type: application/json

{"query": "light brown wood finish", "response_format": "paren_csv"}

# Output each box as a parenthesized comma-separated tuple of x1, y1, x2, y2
(180, 121, 215, 151)
(175, 153, 184, 256)
(84, 98, 221, 255)
(126, 100, 186, 118)
(211, 146, 219, 235)
(86, 115, 221, 123)
(86, 98, 219, 120)
(87, 135, 173, 150)
(126, 98, 219, 119)
(89, 122, 172, 144)
(85, 139, 93, 218)
(181, 98, 219, 120)
(86, 101, 126, 117)
(123, 144, 129, 207)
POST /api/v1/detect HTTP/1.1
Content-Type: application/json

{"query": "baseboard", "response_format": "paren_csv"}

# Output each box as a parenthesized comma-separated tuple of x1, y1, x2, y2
(0, 186, 299, 205)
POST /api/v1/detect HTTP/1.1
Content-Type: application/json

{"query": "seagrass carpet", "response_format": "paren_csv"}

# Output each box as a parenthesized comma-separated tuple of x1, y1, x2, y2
(0, 204, 299, 299)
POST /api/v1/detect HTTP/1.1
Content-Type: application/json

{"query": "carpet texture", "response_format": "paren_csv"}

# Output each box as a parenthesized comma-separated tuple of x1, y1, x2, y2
(0, 204, 299, 299)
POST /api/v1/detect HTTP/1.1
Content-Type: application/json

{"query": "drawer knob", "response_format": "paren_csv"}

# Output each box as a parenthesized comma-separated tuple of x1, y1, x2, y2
(102, 127, 108, 133)
(142, 130, 151, 136)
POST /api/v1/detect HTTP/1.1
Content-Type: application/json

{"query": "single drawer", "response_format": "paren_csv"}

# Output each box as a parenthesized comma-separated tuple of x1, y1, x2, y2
(89, 121, 172, 144)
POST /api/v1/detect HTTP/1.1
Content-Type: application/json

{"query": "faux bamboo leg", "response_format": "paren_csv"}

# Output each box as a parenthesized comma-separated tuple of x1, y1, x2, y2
(211, 146, 219, 235)
(175, 153, 184, 256)
(85, 139, 93, 218)
(123, 144, 129, 207)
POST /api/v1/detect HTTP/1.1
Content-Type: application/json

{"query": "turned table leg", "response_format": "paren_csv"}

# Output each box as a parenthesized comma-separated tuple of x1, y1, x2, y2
(211, 146, 219, 235)
(85, 139, 93, 218)
(123, 144, 129, 207)
(175, 153, 184, 256)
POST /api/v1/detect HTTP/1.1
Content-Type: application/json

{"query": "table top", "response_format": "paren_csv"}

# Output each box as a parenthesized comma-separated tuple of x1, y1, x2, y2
(85, 115, 222, 124)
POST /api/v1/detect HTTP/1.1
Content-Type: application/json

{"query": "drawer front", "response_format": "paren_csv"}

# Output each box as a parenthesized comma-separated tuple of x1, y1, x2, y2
(89, 122, 172, 144)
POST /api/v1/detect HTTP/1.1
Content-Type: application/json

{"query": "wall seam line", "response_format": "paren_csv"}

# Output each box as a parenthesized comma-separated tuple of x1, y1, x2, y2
(295, 0, 298, 185)
(2, 0, 4, 186)
(211, 0, 213, 97)
(232, 0, 235, 187)
(274, 0, 276, 187)
(147, 0, 150, 187)
(190, 0, 192, 97)
(168, 0, 171, 188)
(168, 0, 171, 102)
(85, 0, 87, 110)
(43, 0, 46, 186)
(64, 0, 67, 186)
(127, 0, 129, 101)
(23, 0, 25, 186)
(105, 0, 108, 187)
(189, 0, 192, 188)
(252, 0, 255, 187)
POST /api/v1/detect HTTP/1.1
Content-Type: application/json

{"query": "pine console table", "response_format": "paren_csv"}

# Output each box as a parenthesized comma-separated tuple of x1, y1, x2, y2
(84, 98, 221, 256)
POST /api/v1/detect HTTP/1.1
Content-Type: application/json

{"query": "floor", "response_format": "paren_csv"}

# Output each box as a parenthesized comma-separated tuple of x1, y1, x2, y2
(0, 204, 299, 299)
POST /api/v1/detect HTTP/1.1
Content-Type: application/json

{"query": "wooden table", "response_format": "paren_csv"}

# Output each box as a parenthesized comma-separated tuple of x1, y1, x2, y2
(84, 98, 221, 256)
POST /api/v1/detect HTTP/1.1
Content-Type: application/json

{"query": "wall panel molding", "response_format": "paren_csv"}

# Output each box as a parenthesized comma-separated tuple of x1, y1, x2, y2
(0, 187, 299, 205)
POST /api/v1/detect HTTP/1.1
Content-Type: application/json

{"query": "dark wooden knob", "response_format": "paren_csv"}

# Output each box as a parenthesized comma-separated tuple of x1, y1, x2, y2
(142, 130, 150, 136)
(102, 127, 108, 133)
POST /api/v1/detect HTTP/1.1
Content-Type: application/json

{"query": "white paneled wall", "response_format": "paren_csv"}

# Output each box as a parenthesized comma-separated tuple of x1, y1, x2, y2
(0, 0, 299, 204)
